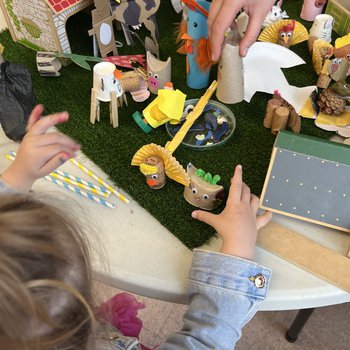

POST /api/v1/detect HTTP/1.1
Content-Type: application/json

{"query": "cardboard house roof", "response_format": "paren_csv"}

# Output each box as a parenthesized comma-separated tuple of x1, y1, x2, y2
(46, 0, 84, 14)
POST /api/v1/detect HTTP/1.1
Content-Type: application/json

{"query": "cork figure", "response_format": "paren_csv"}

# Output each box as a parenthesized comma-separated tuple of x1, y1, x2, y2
(177, 0, 212, 89)
(140, 156, 166, 189)
(184, 163, 225, 210)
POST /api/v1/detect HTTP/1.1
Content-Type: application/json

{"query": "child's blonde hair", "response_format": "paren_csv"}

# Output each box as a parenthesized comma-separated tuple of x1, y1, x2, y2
(0, 194, 94, 349)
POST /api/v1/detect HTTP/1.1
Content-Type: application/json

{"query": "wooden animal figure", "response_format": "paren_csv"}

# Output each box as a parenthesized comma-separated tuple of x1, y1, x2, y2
(177, 0, 212, 89)
(89, 0, 118, 58)
(147, 51, 171, 95)
(90, 62, 127, 128)
(111, 0, 160, 57)
(278, 20, 295, 48)
(262, 0, 288, 28)
(183, 163, 225, 210)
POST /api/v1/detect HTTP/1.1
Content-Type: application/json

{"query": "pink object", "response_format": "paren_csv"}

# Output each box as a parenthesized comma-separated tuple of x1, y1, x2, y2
(104, 55, 147, 70)
(300, 0, 327, 21)
(96, 292, 145, 337)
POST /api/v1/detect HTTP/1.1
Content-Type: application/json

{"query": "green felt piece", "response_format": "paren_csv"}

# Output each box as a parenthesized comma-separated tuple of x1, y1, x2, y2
(276, 131, 350, 166)
(0, 0, 337, 249)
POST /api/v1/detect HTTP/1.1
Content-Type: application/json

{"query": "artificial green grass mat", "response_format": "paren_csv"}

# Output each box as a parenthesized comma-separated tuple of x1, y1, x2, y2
(0, 0, 334, 249)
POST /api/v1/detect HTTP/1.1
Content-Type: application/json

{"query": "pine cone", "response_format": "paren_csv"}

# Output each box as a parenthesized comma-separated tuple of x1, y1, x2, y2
(317, 89, 346, 115)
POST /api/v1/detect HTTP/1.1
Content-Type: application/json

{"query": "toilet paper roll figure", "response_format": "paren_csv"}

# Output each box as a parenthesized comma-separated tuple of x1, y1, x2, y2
(216, 30, 244, 104)
(300, 0, 327, 22)
(90, 62, 127, 128)
(147, 51, 171, 95)
(177, 0, 212, 89)
(183, 163, 225, 211)
(309, 14, 334, 43)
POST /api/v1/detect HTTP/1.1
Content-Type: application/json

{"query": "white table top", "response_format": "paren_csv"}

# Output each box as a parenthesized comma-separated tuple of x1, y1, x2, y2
(1, 129, 349, 311)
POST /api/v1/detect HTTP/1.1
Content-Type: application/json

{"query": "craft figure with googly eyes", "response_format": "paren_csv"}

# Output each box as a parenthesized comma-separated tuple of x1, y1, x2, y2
(139, 156, 166, 189)
(278, 21, 295, 48)
(328, 58, 350, 82)
(184, 163, 225, 211)
(146, 51, 171, 95)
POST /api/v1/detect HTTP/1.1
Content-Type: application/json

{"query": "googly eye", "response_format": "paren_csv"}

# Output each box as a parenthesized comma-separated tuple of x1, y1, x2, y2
(193, 22, 198, 28)
(346, 54, 350, 59)
(281, 33, 286, 38)
(203, 194, 209, 200)
(154, 74, 159, 79)
(148, 72, 152, 76)
(151, 174, 158, 180)
(192, 188, 198, 194)
(287, 32, 292, 37)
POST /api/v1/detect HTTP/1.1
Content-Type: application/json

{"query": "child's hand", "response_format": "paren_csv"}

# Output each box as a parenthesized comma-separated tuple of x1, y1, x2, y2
(1, 105, 80, 192)
(191, 165, 272, 260)
(208, 0, 275, 59)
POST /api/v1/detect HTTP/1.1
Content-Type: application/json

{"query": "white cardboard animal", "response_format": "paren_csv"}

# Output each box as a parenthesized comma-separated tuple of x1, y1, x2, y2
(262, 0, 289, 28)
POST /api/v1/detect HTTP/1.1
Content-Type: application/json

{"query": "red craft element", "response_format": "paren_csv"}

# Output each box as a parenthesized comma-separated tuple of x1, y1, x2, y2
(279, 20, 296, 33)
(46, 0, 82, 14)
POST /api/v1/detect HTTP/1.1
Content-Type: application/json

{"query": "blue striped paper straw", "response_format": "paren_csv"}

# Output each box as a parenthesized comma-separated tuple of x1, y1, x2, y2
(54, 169, 111, 196)
(45, 175, 116, 210)
(10, 150, 111, 197)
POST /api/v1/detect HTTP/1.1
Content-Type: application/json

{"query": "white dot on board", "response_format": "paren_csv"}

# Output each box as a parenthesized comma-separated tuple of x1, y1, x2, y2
(293, 206, 297, 210)
(293, 153, 296, 157)
(336, 164, 339, 167)
(286, 179, 289, 182)
(279, 203, 283, 206)
(336, 218, 339, 221)
(300, 183, 303, 186)
(307, 157, 311, 160)
(314, 186, 317, 190)
(343, 194, 347, 197)
(279, 150, 282, 153)
(328, 190, 332, 193)
(321, 160, 325, 163)
(272, 176, 275, 179)
(265, 199, 269, 203)
(307, 210, 311, 214)
(321, 214, 325, 218)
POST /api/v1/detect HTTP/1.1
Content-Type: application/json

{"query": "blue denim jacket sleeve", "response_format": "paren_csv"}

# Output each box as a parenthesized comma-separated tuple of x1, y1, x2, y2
(158, 249, 272, 350)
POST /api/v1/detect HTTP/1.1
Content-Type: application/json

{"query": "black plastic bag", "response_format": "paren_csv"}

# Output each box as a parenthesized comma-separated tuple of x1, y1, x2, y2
(0, 61, 35, 141)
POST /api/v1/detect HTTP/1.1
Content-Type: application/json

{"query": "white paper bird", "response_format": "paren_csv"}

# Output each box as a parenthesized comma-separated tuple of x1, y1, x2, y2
(242, 42, 316, 113)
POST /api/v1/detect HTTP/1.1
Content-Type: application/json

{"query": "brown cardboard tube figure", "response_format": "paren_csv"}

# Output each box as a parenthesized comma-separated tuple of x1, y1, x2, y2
(184, 163, 225, 211)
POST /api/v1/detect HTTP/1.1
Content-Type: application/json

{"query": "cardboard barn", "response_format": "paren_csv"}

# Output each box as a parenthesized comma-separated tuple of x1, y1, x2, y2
(0, 0, 93, 53)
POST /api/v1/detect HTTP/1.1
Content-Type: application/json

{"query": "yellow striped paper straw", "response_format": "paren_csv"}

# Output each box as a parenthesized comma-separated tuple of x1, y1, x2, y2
(5, 154, 116, 209)
(70, 158, 130, 204)
(46, 175, 116, 209)
(8, 151, 111, 198)
(50, 172, 109, 198)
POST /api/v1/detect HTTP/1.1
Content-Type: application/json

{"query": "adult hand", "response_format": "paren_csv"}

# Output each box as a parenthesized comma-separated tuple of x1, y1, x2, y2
(1, 105, 80, 192)
(208, 0, 275, 60)
(192, 165, 272, 260)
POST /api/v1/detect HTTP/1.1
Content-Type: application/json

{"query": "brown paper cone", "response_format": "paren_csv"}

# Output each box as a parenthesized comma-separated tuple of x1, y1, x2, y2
(291, 115, 301, 134)
(216, 32, 244, 104)
(272, 106, 289, 135)
(264, 99, 282, 129)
